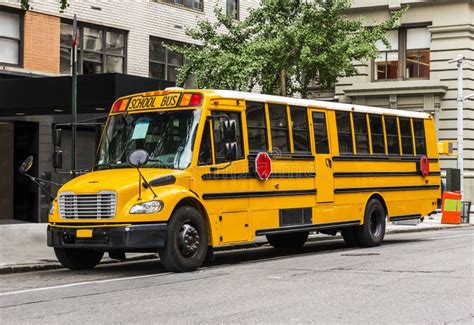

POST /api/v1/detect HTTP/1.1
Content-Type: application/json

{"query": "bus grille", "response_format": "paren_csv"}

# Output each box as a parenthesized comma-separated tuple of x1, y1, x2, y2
(58, 192, 117, 219)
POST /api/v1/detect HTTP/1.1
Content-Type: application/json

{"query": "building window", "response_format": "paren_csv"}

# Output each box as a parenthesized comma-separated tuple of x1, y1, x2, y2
(374, 30, 398, 81)
(159, 0, 203, 11)
(0, 10, 21, 66)
(246, 102, 268, 151)
(406, 28, 430, 79)
(149, 37, 185, 82)
(290, 106, 310, 153)
(336, 111, 353, 154)
(269, 104, 290, 153)
(374, 27, 430, 81)
(60, 22, 126, 75)
(226, 0, 239, 20)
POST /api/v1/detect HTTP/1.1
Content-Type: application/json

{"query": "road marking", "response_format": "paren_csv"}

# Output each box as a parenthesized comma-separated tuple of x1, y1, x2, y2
(427, 233, 474, 240)
(0, 272, 168, 297)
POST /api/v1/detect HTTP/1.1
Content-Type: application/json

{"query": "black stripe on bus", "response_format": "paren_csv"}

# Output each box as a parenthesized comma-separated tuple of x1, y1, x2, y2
(334, 184, 439, 194)
(248, 152, 315, 161)
(202, 172, 316, 180)
(332, 155, 438, 163)
(256, 220, 360, 236)
(202, 189, 317, 200)
(333, 171, 441, 178)
(389, 214, 422, 222)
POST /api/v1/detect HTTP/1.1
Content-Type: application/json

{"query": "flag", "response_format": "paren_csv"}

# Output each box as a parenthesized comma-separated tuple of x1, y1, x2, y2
(72, 14, 78, 48)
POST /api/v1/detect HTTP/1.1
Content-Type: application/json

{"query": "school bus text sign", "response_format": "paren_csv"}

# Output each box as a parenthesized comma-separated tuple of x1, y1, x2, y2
(127, 93, 180, 111)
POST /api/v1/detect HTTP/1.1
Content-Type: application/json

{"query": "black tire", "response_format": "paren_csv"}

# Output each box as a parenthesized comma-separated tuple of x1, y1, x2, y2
(54, 248, 103, 270)
(341, 227, 360, 247)
(266, 231, 309, 249)
(158, 206, 208, 272)
(355, 198, 386, 247)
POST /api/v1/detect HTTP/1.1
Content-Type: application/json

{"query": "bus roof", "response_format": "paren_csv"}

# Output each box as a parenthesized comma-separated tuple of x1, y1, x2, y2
(210, 90, 431, 120)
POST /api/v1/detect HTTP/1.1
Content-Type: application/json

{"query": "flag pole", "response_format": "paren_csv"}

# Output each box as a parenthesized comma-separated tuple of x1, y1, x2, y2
(71, 14, 78, 177)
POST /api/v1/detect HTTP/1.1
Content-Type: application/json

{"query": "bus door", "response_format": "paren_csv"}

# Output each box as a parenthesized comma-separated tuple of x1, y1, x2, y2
(195, 109, 250, 244)
(310, 110, 334, 202)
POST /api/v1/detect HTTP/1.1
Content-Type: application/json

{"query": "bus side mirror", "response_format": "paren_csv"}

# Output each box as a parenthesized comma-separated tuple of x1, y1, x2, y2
(225, 142, 238, 161)
(53, 150, 63, 169)
(53, 129, 62, 147)
(224, 119, 237, 142)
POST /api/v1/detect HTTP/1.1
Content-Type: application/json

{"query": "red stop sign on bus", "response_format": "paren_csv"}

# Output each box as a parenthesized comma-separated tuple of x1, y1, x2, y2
(255, 152, 272, 180)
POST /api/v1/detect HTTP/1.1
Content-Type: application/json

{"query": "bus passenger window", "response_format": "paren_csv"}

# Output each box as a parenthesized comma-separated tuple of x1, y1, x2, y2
(413, 119, 426, 155)
(369, 115, 385, 154)
(213, 111, 244, 164)
(384, 116, 400, 155)
(399, 117, 414, 155)
(269, 104, 290, 152)
(336, 111, 353, 154)
(290, 106, 310, 152)
(353, 113, 369, 154)
(246, 102, 268, 151)
(198, 121, 212, 165)
(312, 112, 329, 154)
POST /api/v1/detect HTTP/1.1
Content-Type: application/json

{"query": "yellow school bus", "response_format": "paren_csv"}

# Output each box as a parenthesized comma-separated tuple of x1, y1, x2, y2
(47, 89, 441, 272)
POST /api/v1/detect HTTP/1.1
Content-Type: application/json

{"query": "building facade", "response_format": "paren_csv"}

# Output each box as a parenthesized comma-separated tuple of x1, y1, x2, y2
(0, 0, 255, 223)
(327, 0, 473, 204)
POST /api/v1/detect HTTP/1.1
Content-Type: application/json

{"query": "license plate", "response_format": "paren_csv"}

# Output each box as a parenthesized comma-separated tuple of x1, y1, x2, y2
(76, 229, 93, 238)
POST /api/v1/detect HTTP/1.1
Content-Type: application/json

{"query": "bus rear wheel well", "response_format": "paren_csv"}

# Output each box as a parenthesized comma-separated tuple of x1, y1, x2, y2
(367, 194, 388, 219)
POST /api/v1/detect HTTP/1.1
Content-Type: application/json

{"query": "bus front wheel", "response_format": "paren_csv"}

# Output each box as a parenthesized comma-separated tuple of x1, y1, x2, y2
(54, 248, 104, 270)
(266, 231, 309, 249)
(356, 198, 386, 247)
(158, 206, 208, 272)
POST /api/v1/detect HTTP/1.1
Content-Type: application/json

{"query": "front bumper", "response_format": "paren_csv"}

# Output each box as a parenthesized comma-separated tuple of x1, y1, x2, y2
(47, 223, 167, 251)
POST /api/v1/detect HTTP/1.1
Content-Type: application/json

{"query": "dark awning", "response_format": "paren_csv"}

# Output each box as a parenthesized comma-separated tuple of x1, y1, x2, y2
(0, 73, 175, 116)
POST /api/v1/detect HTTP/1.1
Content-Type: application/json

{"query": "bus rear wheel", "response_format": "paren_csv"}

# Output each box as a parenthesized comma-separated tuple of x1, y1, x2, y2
(158, 206, 208, 272)
(356, 198, 386, 247)
(54, 248, 104, 270)
(266, 231, 309, 249)
(341, 227, 359, 247)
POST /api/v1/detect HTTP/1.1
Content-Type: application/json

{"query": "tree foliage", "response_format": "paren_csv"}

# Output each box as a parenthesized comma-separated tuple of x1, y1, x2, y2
(20, 0, 69, 12)
(169, 0, 403, 96)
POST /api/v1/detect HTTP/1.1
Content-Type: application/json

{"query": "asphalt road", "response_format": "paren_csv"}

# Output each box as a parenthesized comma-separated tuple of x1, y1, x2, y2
(0, 228, 473, 324)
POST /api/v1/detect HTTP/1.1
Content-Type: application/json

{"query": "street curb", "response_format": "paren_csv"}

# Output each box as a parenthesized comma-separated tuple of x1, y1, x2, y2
(0, 224, 471, 275)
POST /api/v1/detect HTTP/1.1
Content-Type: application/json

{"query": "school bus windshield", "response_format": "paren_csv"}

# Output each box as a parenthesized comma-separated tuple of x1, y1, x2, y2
(96, 109, 201, 170)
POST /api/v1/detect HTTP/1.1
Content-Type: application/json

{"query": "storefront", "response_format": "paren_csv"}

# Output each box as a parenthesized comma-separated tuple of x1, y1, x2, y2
(0, 73, 174, 223)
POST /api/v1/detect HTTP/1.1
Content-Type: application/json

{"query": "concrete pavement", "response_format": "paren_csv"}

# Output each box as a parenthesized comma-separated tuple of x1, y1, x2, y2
(0, 213, 471, 274)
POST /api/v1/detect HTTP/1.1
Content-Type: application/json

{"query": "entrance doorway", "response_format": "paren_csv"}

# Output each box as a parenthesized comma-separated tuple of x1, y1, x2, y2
(13, 121, 39, 222)
(0, 122, 14, 221)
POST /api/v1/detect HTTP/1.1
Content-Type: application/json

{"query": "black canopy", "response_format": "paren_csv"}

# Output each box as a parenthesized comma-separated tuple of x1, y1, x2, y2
(0, 73, 175, 116)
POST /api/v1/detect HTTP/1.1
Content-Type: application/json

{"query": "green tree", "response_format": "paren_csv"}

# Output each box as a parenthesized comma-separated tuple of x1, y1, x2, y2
(20, 0, 69, 12)
(169, 0, 403, 97)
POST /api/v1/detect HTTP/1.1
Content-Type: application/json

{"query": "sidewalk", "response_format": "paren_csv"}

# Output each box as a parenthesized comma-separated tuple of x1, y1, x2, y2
(0, 213, 471, 274)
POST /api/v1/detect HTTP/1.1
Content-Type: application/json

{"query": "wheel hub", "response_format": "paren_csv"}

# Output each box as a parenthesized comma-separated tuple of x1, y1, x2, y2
(178, 224, 200, 257)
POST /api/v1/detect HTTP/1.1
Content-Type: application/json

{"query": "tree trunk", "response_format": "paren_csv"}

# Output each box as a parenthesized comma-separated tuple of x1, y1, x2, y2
(279, 69, 286, 97)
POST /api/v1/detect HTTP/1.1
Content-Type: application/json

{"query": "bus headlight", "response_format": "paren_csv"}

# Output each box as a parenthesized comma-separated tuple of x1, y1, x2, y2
(130, 200, 164, 214)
